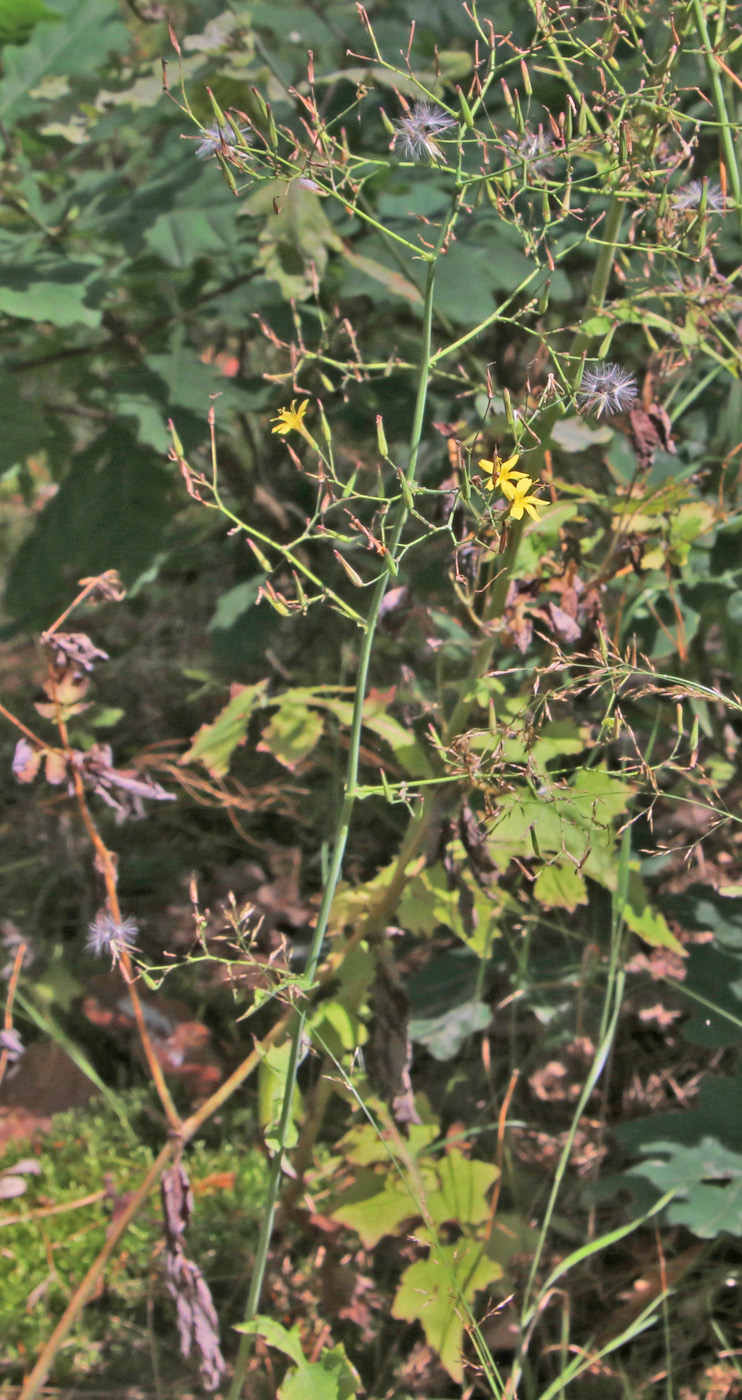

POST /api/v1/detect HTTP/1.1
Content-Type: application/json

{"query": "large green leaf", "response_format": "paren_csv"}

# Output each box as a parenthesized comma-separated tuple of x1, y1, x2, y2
(4, 429, 172, 624)
(0, 258, 103, 327)
(0, 372, 54, 472)
(0, 0, 58, 43)
(392, 1240, 502, 1381)
(614, 1075, 742, 1238)
(238, 1320, 360, 1400)
(0, 0, 130, 125)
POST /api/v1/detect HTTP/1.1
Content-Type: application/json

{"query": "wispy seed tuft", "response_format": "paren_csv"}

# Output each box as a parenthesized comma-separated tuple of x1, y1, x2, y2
(87, 910, 139, 965)
(392, 102, 457, 163)
(577, 362, 638, 418)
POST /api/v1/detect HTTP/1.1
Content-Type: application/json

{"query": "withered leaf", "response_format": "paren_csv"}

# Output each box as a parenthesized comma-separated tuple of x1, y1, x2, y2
(78, 570, 125, 602)
(75, 744, 174, 820)
(161, 1163, 225, 1392)
(164, 1248, 226, 1391)
(628, 401, 676, 470)
(40, 631, 109, 673)
(366, 953, 420, 1127)
(547, 601, 582, 643)
(162, 1163, 194, 1244)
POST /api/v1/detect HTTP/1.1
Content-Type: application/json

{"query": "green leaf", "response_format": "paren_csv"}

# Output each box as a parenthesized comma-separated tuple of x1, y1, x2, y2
(409, 997, 492, 1061)
(551, 416, 613, 451)
(330, 1166, 419, 1247)
(680, 944, 742, 1046)
(0, 372, 54, 472)
(423, 1151, 498, 1230)
(258, 1041, 302, 1153)
(258, 701, 324, 771)
(0, 258, 102, 327)
(209, 578, 267, 632)
(245, 180, 343, 301)
(392, 1240, 503, 1381)
(281, 1345, 360, 1400)
(614, 1074, 742, 1238)
(533, 862, 588, 912)
(4, 430, 172, 624)
(0, 0, 130, 125)
(661, 884, 742, 950)
(144, 206, 241, 269)
(237, 1320, 361, 1400)
(622, 872, 685, 955)
(181, 681, 269, 778)
(0, 0, 58, 43)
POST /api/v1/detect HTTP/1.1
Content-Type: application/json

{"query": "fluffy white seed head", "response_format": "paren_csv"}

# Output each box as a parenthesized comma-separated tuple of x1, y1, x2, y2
(577, 362, 638, 418)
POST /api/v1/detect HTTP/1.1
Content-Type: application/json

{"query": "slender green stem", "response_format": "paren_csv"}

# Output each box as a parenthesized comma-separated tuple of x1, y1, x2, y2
(691, 0, 742, 237)
(226, 188, 461, 1400)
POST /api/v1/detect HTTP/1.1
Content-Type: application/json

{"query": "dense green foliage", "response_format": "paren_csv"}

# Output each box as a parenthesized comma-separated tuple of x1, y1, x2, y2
(2, 0, 742, 1396)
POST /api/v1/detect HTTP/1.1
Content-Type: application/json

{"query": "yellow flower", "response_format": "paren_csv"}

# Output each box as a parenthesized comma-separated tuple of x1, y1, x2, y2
(271, 399, 310, 436)
(478, 453, 529, 495)
(507, 477, 543, 522)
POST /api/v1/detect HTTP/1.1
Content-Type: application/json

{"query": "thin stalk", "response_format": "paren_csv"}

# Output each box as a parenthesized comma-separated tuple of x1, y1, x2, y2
(691, 0, 742, 237)
(226, 188, 461, 1400)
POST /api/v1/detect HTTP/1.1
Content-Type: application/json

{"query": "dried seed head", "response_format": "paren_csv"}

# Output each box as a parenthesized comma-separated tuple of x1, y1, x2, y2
(392, 101, 457, 162)
(577, 362, 638, 418)
(86, 910, 139, 965)
(195, 120, 251, 162)
(673, 179, 724, 213)
(503, 125, 556, 175)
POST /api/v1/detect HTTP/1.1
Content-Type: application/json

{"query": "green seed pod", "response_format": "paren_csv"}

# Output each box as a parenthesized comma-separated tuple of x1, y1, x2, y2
(457, 86, 475, 129)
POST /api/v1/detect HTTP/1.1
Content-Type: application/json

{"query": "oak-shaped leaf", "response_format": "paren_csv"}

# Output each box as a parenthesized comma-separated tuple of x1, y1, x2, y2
(392, 1237, 503, 1382)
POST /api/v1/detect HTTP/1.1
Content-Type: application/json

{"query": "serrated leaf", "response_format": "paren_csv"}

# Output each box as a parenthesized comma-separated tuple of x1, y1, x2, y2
(280, 1345, 360, 1400)
(181, 681, 269, 778)
(237, 1320, 360, 1400)
(392, 1240, 503, 1381)
(423, 1151, 498, 1229)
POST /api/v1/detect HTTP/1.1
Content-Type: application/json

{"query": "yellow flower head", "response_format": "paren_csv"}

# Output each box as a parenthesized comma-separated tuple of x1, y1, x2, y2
(507, 477, 543, 522)
(478, 452, 529, 495)
(271, 399, 310, 436)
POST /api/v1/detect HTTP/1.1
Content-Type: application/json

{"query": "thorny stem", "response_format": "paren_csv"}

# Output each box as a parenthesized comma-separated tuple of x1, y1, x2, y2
(226, 183, 464, 1400)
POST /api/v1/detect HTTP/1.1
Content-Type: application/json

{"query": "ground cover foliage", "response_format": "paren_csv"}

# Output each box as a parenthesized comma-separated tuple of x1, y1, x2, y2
(2, 0, 742, 1395)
